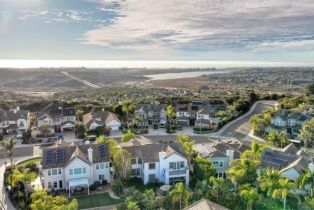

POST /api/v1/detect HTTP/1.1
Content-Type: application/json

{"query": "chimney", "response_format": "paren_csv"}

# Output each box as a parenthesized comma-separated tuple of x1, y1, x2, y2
(226, 150, 234, 161)
(159, 151, 166, 160)
(88, 147, 93, 163)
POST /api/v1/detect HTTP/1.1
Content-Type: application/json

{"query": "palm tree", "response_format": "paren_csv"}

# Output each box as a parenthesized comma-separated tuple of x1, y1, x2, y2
(6, 138, 16, 170)
(209, 177, 229, 202)
(122, 101, 135, 120)
(297, 169, 314, 197)
(240, 188, 260, 210)
(166, 105, 176, 132)
(241, 140, 267, 163)
(258, 168, 281, 197)
(169, 182, 191, 210)
(300, 118, 314, 148)
(228, 159, 257, 191)
(272, 178, 296, 210)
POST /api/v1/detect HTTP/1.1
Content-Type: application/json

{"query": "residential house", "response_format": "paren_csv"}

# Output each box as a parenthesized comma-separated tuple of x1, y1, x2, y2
(37, 113, 55, 134)
(41, 141, 110, 196)
(270, 109, 311, 138)
(121, 136, 190, 185)
(134, 103, 167, 127)
(184, 198, 230, 210)
(48, 107, 77, 132)
(260, 143, 312, 181)
(175, 104, 191, 126)
(83, 111, 121, 131)
(195, 107, 212, 129)
(0, 107, 30, 133)
(193, 138, 251, 178)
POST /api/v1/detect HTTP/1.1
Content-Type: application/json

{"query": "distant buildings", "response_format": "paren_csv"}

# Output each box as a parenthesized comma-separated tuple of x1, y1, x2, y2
(268, 109, 311, 138)
(83, 111, 121, 131)
(0, 107, 30, 134)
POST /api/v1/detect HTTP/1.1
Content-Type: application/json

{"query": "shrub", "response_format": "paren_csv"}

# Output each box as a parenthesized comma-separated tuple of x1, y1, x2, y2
(112, 179, 124, 195)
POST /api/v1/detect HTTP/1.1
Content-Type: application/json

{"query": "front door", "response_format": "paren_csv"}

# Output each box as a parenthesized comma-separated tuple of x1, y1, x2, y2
(59, 180, 63, 189)
(99, 174, 104, 181)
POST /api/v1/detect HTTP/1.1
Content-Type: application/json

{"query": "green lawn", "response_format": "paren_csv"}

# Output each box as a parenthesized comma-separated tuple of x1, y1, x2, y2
(77, 193, 122, 209)
(17, 157, 42, 168)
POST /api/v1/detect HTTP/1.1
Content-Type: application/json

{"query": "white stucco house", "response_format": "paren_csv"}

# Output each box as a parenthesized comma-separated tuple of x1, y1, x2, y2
(83, 111, 121, 131)
(121, 136, 190, 185)
(41, 141, 110, 196)
(37, 114, 55, 134)
(0, 107, 30, 133)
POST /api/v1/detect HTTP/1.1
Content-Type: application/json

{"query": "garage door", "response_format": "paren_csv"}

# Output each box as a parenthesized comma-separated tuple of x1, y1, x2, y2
(110, 125, 120, 131)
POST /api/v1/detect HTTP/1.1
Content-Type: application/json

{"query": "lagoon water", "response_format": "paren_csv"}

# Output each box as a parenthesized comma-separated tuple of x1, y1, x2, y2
(145, 70, 233, 80)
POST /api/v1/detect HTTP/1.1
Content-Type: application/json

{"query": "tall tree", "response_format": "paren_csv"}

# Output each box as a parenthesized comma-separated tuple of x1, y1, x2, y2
(30, 189, 78, 210)
(169, 182, 191, 210)
(112, 149, 132, 181)
(241, 140, 267, 163)
(272, 178, 297, 210)
(258, 168, 281, 197)
(240, 188, 260, 210)
(297, 169, 314, 197)
(228, 159, 258, 191)
(122, 101, 135, 120)
(121, 130, 135, 142)
(300, 118, 314, 148)
(193, 157, 216, 182)
(6, 138, 16, 170)
(166, 105, 176, 132)
(107, 138, 119, 156)
(176, 135, 196, 163)
(267, 130, 288, 148)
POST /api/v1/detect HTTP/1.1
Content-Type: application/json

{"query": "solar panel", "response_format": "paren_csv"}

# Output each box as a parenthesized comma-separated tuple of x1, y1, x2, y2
(45, 150, 53, 164)
(56, 149, 64, 162)
(98, 145, 107, 157)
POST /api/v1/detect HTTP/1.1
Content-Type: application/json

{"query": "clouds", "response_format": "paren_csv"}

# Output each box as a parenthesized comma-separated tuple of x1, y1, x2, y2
(82, 0, 314, 53)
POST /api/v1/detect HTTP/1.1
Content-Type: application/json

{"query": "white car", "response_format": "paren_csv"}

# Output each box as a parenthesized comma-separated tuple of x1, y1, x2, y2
(16, 133, 23, 139)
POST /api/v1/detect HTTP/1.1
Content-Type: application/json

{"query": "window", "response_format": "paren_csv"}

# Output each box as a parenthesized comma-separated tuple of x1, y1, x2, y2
(74, 168, 82, 175)
(169, 162, 174, 170)
(169, 162, 184, 170)
(132, 168, 141, 176)
(96, 164, 99, 170)
(58, 168, 62, 175)
(138, 158, 142, 164)
(105, 163, 109, 168)
(69, 169, 73, 175)
(212, 161, 219, 167)
(149, 163, 155, 170)
(48, 170, 51, 176)
(48, 182, 52, 189)
(82, 167, 86, 174)
(219, 161, 224, 168)
(212, 161, 223, 168)
(148, 174, 156, 182)
(131, 158, 136, 165)
(53, 181, 58, 188)
(180, 161, 184, 168)
(52, 169, 58, 175)
(100, 163, 104, 169)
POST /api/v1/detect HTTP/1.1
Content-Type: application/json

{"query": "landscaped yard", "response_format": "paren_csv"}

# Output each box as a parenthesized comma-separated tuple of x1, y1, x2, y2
(126, 178, 160, 192)
(17, 157, 42, 168)
(77, 193, 122, 209)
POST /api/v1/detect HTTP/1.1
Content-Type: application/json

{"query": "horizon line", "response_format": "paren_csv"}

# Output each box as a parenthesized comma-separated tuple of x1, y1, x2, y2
(0, 59, 314, 69)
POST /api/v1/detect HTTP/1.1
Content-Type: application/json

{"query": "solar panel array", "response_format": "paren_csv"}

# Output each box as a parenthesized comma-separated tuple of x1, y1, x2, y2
(56, 149, 65, 162)
(45, 150, 53, 165)
(98, 145, 107, 158)
(262, 151, 290, 169)
(44, 149, 65, 165)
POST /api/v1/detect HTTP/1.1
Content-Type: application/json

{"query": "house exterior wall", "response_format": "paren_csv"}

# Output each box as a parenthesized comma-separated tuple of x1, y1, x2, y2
(176, 111, 191, 118)
(196, 114, 210, 120)
(43, 168, 65, 191)
(106, 120, 121, 131)
(209, 156, 230, 177)
(281, 168, 301, 181)
(64, 158, 92, 190)
(92, 162, 110, 183)
(89, 122, 102, 131)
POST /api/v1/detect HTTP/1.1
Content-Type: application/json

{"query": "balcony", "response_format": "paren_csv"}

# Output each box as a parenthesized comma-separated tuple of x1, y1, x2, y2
(165, 168, 188, 176)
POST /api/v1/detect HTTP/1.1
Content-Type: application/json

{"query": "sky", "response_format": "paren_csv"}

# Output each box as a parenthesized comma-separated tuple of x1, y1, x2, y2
(1, 0, 314, 66)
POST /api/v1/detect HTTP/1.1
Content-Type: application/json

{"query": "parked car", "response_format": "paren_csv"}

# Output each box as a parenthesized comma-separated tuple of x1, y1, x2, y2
(85, 135, 97, 142)
(16, 132, 23, 139)
(177, 124, 182, 131)
(153, 124, 158, 129)
(160, 123, 165, 128)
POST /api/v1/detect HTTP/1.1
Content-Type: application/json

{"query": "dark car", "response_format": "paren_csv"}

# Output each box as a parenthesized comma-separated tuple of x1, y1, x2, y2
(85, 135, 97, 142)
(153, 124, 158, 129)
(177, 124, 182, 130)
